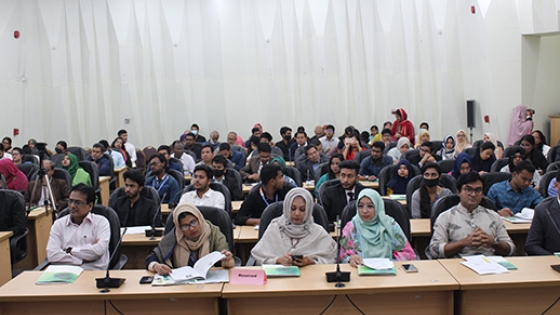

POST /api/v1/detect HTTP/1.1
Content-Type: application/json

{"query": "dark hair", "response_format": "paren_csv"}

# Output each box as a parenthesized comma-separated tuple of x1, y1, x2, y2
(513, 159, 535, 174)
(219, 143, 231, 151)
(260, 132, 273, 142)
(473, 142, 495, 166)
(370, 125, 378, 132)
(532, 130, 548, 152)
(149, 154, 168, 172)
(421, 141, 433, 152)
(123, 170, 145, 187)
(250, 136, 260, 146)
(297, 126, 305, 133)
(338, 160, 360, 173)
(191, 123, 200, 130)
(280, 126, 292, 136)
(22, 145, 32, 155)
(111, 137, 126, 149)
(520, 135, 536, 156)
(360, 131, 370, 143)
(212, 155, 229, 168)
(185, 133, 195, 140)
(419, 162, 441, 218)
(327, 153, 344, 180)
(304, 145, 318, 156)
(309, 138, 321, 147)
(251, 127, 260, 134)
(194, 164, 214, 179)
(456, 172, 484, 192)
(2, 137, 12, 145)
(420, 122, 429, 130)
(71, 183, 96, 204)
(92, 143, 105, 151)
(344, 126, 355, 135)
(506, 146, 525, 172)
(56, 141, 67, 150)
(326, 124, 335, 132)
(12, 147, 23, 156)
(371, 141, 385, 151)
(99, 140, 109, 150)
(158, 145, 171, 154)
(172, 140, 183, 148)
(201, 144, 214, 153)
(261, 164, 282, 186)
(117, 129, 127, 136)
(257, 142, 271, 153)
(295, 131, 307, 138)
(381, 128, 392, 136)
(0, 146, 4, 153)
(383, 121, 392, 127)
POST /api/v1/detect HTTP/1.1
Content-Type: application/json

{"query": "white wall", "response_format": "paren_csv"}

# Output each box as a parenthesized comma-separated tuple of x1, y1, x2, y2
(0, 0, 549, 149)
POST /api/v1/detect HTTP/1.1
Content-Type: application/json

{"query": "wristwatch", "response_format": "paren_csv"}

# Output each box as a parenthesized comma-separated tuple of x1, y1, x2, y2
(65, 247, 73, 254)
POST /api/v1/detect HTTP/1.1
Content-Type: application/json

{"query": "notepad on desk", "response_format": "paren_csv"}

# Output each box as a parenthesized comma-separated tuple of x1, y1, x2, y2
(502, 208, 534, 224)
(262, 265, 300, 278)
(36, 265, 83, 284)
(461, 255, 510, 275)
(152, 270, 229, 286)
(358, 258, 397, 276)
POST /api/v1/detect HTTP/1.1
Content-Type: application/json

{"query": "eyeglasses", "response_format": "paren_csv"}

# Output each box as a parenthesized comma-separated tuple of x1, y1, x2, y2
(180, 220, 199, 231)
(463, 186, 483, 196)
(68, 199, 87, 206)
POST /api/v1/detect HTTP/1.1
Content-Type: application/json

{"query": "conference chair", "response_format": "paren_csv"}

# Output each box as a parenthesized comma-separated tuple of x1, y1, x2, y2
(437, 159, 455, 174)
(383, 142, 397, 154)
(341, 199, 411, 242)
(314, 162, 329, 183)
(16, 163, 39, 182)
(284, 167, 303, 187)
(490, 158, 509, 173)
(465, 147, 478, 156)
(548, 145, 559, 163)
(168, 157, 185, 174)
(317, 179, 340, 206)
(431, 141, 443, 154)
(109, 186, 161, 225)
(105, 154, 117, 190)
(539, 171, 558, 198)
(547, 162, 560, 172)
(135, 149, 146, 174)
(179, 182, 233, 218)
(143, 146, 158, 161)
(405, 174, 457, 218)
(226, 168, 243, 201)
(52, 168, 72, 190)
(480, 172, 512, 196)
(377, 164, 421, 196)
(402, 149, 421, 166)
(353, 150, 371, 164)
(78, 161, 101, 200)
(164, 205, 239, 266)
(0, 174, 6, 189)
(0, 190, 29, 266)
(67, 146, 87, 161)
(50, 153, 65, 168)
(35, 205, 128, 270)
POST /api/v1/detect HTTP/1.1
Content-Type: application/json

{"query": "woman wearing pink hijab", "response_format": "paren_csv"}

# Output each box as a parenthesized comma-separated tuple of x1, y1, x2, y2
(507, 104, 533, 146)
(0, 159, 28, 191)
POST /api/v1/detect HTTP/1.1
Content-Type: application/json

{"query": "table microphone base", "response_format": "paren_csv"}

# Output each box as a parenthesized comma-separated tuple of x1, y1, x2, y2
(96, 277, 126, 290)
(326, 271, 350, 283)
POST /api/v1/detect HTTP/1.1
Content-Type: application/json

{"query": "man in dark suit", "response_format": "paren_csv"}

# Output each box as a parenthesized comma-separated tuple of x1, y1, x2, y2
(212, 155, 242, 201)
(25, 160, 69, 211)
(321, 160, 364, 222)
(526, 172, 560, 255)
(240, 142, 271, 183)
(0, 190, 26, 239)
(109, 170, 161, 227)
(297, 145, 328, 182)
(88, 143, 111, 176)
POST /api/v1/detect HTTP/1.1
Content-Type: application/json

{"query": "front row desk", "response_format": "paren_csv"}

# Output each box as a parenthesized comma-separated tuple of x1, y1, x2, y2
(2, 257, 560, 315)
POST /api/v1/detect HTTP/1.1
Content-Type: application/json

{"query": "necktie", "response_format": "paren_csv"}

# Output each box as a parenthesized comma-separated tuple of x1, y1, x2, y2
(347, 192, 355, 202)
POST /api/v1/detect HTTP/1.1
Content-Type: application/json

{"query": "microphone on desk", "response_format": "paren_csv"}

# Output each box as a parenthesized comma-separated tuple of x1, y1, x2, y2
(145, 192, 166, 239)
(96, 227, 127, 292)
(326, 216, 350, 287)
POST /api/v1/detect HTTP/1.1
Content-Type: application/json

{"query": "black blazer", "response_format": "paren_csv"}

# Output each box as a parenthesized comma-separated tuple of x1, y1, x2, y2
(321, 182, 365, 222)
(109, 195, 161, 227)
(0, 190, 26, 237)
(526, 197, 560, 255)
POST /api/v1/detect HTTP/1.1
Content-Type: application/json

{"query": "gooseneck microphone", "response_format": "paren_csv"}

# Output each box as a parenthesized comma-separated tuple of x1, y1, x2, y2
(96, 227, 127, 292)
(326, 216, 351, 287)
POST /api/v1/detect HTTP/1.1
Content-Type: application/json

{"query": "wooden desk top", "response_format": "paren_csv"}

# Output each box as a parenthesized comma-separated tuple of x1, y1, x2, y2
(232, 200, 242, 213)
(438, 256, 560, 290)
(99, 176, 110, 183)
(410, 219, 431, 237)
(162, 204, 172, 216)
(236, 225, 258, 243)
(0, 270, 223, 302)
(114, 166, 128, 173)
(222, 261, 459, 298)
(501, 220, 531, 234)
(122, 232, 162, 246)
(0, 231, 13, 242)
(27, 207, 53, 220)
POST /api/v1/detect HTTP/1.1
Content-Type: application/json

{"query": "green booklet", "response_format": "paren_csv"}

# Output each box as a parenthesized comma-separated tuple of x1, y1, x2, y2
(389, 194, 406, 200)
(262, 265, 301, 278)
(36, 265, 84, 284)
(357, 265, 397, 276)
(487, 256, 518, 270)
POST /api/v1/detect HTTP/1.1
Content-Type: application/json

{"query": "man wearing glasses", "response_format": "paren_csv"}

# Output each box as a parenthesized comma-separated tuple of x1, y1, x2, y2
(426, 172, 515, 258)
(46, 184, 110, 269)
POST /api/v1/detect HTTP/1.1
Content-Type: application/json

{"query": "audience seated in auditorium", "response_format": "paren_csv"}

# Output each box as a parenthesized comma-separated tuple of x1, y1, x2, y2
(0, 145, 11, 160)
(484, 133, 503, 160)
(297, 145, 328, 182)
(179, 165, 225, 210)
(270, 156, 297, 187)
(240, 142, 271, 183)
(455, 130, 471, 154)
(25, 160, 69, 211)
(314, 153, 344, 198)
(110, 137, 132, 168)
(171, 140, 195, 176)
(118, 129, 137, 165)
(146, 204, 233, 275)
(427, 172, 515, 258)
(342, 133, 365, 161)
(386, 160, 414, 195)
(450, 153, 472, 179)
(98, 140, 125, 169)
(381, 128, 394, 150)
(55, 141, 67, 155)
(415, 129, 430, 149)
(0, 159, 28, 191)
(470, 142, 496, 174)
(62, 153, 92, 186)
(417, 141, 438, 168)
(109, 170, 160, 227)
(235, 164, 293, 226)
(182, 132, 202, 161)
(145, 154, 180, 204)
(289, 131, 308, 162)
(526, 172, 560, 255)
(154, 145, 183, 174)
(10, 147, 28, 165)
(532, 130, 550, 158)
(340, 189, 416, 266)
(411, 162, 453, 219)
(244, 127, 262, 150)
(438, 135, 457, 160)
(500, 146, 541, 189)
(390, 108, 415, 146)
(87, 143, 111, 177)
(520, 134, 548, 173)
(321, 160, 364, 222)
(212, 155, 242, 201)
(358, 142, 393, 181)
(0, 188, 26, 239)
(219, 143, 245, 171)
(387, 137, 411, 164)
(196, 144, 214, 167)
(190, 123, 207, 143)
(205, 130, 220, 151)
(487, 160, 544, 216)
(275, 126, 293, 161)
(46, 184, 110, 270)
(320, 124, 339, 155)
(2, 137, 12, 154)
(251, 188, 336, 266)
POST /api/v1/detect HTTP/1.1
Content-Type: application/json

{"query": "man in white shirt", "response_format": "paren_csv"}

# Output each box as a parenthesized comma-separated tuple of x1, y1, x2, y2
(319, 124, 339, 153)
(171, 140, 195, 175)
(46, 184, 111, 270)
(179, 165, 225, 210)
(118, 129, 137, 165)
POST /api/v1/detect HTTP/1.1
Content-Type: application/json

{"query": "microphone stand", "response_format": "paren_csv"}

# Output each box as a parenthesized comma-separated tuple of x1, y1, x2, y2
(145, 192, 166, 239)
(97, 228, 127, 293)
(326, 216, 350, 287)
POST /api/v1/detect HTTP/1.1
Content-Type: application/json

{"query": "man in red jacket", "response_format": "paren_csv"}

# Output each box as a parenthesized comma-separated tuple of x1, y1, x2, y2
(390, 108, 415, 146)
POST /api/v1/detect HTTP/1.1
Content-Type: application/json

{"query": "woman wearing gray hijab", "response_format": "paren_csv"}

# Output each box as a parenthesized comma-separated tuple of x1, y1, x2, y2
(251, 188, 336, 266)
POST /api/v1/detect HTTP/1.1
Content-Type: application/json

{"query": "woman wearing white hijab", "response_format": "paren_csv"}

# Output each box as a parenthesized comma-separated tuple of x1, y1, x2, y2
(484, 133, 503, 160)
(251, 188, 337, 266)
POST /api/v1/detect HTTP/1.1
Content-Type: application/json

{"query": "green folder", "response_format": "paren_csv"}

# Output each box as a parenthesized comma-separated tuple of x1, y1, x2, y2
(36, 265, 83, 284)
(262, 265, 301, 278)
(357, 265, 397, 276)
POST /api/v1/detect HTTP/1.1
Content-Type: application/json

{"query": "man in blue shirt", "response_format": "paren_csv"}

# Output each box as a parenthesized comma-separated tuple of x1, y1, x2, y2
(358, 141, 393, 181)
(145, 154, 180, 204)
(219, 143, 245, 171)
(88, 143, 111, 176)
(487, 160, 544, 216)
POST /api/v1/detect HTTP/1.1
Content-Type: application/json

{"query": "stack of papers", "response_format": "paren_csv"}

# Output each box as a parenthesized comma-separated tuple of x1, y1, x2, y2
(358, 258, 396, 276)
(503, 208, 534, 224)
(461, 255, 510, 275)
